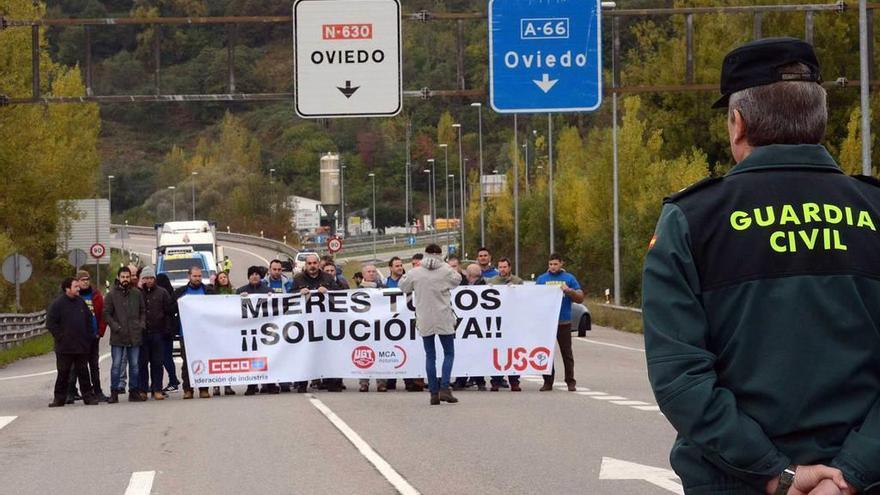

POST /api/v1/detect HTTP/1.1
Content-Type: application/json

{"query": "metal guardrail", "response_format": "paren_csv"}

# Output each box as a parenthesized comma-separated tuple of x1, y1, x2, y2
(600, 303, 643, 314)
(112, 225, 299, 259)
(0, 311, 48, 349)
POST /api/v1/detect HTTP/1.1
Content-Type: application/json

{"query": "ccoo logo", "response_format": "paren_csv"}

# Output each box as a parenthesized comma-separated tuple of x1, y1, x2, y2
(492, 347, 552, 372)
(352, 346, 376, 369)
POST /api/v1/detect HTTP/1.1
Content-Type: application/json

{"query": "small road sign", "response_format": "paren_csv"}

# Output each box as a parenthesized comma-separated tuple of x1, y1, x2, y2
(67, 249, 89, 269)
(89, 243, 106, 259)
(327, 236, 343, 254)
(2, 254, 32, 284)
(293, 0, 402, 118)
(489, 0, 603, 113)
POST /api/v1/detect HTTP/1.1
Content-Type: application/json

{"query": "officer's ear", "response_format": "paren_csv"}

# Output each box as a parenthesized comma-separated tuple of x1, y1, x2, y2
(728, 108, 747, 145)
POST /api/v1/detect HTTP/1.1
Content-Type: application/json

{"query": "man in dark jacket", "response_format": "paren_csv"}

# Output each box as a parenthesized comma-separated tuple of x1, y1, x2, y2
(46, 278, 99, 407)
(643, 39, 877, 494)
(292, 254, 341, 393)
(237, 266, 276, 396)
(67, 270, 107, 403)
(138, 266, 172, 401)
(173, 266, 215, 399)
(104, 266, 145, 404)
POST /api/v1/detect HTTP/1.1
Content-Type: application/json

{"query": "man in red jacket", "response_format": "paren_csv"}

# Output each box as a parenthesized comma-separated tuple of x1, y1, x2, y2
(67, 270, 108, 402)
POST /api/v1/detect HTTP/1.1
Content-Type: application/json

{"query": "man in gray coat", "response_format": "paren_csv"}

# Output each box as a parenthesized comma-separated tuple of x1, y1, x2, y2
(103, 266, 146, 403)
(399, 244, 463, 405)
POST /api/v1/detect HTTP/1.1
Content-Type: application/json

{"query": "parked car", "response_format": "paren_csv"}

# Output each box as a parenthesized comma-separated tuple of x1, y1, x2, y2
(571, 302, 592, 337)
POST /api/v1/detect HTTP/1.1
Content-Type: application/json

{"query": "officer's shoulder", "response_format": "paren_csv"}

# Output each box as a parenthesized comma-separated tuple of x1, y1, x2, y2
(664, 176, 723, 204)
(851, 174, 880, 188)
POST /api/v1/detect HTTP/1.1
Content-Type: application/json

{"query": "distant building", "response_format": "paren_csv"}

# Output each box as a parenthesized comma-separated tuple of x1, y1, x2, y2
(482, 174, 507, 197)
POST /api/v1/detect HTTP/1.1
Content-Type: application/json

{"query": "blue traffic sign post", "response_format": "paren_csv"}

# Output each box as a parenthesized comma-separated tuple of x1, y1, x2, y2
(489, 0, 603, 113)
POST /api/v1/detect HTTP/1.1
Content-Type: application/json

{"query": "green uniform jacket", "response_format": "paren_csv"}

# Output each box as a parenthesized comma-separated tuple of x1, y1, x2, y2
(642, 145, 880, 494)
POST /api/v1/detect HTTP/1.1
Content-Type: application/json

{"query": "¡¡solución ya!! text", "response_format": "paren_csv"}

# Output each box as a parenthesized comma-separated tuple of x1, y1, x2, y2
(729, 203, 877, 253)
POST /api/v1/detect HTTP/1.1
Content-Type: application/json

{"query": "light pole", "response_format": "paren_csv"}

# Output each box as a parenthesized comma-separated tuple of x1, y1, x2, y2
(423, 168, 434, 240)
(168, 185, 176, 221)
(191, 171, 198, 220)
(368, 173, 376, 260)
(340, 164, 346, 237)
(269, 168, 275, 183)
(107, 175, 114, 218)
(513, 114, 520, 277)
(471, 102, 485, 247)
(439, 143, 449, 249)
(449, 173, 456, 251)
(522, 142, 529, 195)
(452, 123, 465, 252)
(548, 113, 555, 254)
(427, 158, 436, 239)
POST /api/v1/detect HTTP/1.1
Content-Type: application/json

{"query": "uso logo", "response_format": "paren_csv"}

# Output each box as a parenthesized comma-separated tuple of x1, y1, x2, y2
(492, 347, 552, 372)
(352, 346, 376, 369)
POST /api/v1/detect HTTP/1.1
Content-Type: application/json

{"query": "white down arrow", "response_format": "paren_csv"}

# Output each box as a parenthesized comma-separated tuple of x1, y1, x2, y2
(533, 73, 559, 93)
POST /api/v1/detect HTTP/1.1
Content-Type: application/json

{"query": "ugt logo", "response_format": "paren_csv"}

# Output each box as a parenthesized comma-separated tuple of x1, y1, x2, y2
(492, 347, 552, 372)
(352, 346, 376, 369)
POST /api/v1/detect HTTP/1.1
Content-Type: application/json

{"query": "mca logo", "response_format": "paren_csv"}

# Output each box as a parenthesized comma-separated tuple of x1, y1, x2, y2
(492, 347, 552, 372)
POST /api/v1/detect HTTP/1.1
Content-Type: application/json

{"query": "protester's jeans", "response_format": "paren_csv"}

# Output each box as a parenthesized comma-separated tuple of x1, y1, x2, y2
(423, 334, 455, 393)
(139, 333, 166, 393)
(163, 335, 180, 387)
(110, 345, 140, 392)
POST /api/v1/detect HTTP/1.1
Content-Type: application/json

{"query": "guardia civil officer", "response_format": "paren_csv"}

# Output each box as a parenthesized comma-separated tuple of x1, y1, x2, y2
(643, 38, 880, 494)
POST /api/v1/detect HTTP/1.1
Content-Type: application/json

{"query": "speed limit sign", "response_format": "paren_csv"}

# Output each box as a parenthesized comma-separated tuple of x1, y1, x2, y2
(89, 243, 106, 259)
(327, 237, 343, 254)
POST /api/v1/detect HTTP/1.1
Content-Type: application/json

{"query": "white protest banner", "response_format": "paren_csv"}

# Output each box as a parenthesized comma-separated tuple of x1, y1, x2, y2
(178, 286, 562, 387)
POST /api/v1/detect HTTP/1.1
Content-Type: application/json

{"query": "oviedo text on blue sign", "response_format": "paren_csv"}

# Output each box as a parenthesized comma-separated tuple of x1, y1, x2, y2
(489, 0, 603, 114)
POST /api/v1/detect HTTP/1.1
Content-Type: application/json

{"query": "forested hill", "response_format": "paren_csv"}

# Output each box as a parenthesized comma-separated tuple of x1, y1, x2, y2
(2, 0, 875, 310)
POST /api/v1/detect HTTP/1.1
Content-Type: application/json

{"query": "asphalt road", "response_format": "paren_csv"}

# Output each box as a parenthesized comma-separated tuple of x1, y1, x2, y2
(0, 236, 681, 494)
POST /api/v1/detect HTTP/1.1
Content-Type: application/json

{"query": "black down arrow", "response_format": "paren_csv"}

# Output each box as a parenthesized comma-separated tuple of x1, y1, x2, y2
(337, 81, 360, 98)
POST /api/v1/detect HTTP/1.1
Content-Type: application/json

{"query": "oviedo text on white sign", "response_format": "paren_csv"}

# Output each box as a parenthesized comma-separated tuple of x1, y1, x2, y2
(293, 0, 402, 118)
(178, 286, 562, 385)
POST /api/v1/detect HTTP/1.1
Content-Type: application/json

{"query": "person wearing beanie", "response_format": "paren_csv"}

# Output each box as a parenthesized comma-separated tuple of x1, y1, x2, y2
(138, 266, 173, 401)
(237, 266, 272, 396)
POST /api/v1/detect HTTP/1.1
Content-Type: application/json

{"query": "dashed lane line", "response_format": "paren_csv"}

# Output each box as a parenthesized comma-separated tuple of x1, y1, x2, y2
(0, 416, 16, 431)
(575, 337, 645, 353)
(521, 376, 661, 415)
(308, 395, 420, 495)
(124, 471, 155, 495)
(0, 353, 111, 382)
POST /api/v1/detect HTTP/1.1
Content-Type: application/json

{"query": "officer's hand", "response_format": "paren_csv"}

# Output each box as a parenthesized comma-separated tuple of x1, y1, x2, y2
(239, 292, 248, 297)
(299, 288, 310, 296)
(805, 479, 843, 495)
(317, 286, 328, 294)
(782, 465, 850, 495)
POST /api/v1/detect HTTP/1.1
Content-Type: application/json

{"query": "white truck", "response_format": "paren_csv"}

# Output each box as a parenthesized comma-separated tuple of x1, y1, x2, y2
(152, 221, 224, 288)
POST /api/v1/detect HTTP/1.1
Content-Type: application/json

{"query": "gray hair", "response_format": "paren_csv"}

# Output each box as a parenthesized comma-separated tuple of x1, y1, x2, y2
(728, 63, 827, 147)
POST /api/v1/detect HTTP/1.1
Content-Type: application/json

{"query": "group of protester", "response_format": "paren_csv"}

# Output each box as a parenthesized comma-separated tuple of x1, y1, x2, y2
(45, 245, 583, 407)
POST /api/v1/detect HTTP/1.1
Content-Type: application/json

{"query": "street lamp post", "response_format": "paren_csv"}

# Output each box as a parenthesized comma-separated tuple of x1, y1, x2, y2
(439, 143, 449, 250)
(522, 142, 529, 195)
(471, 102, 485, 247)
(452, 123, 465, 253)
(369, 173, 376, 260)
(427, 158, 436, 240)
(269, 168, 275, 183)
(548, 113, 555, 254)
(423, 168, 434, 241)
(107, 175, 115, 218)
(340, 164, 347, 237)
(168, 186, 176, 221)
(191, 171, 198, 220)
(449, 173, 456, 250)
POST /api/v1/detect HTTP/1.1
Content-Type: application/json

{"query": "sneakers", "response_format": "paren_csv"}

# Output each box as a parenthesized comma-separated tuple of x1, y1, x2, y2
(430, 393, 440, 406)
(199, 389, 211, 399)
(438, 388, 459, 403)
(162, 384, 179, 393)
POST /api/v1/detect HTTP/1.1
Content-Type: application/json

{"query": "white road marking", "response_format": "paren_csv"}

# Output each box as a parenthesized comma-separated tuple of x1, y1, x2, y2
(577, 391, 608, 396)
(576, 337, 645, 353)
(634, 405, 661, 412)
(609, 400, 650, 406)
(0, 416, 16, 430)
(224, 245, 270, 266)
(123, 471, 155, 495)
(600, 457, 683, 494)
(590, 395, 628, 401)
(0, 353, 111, 382)
(309, 395, 420, 495)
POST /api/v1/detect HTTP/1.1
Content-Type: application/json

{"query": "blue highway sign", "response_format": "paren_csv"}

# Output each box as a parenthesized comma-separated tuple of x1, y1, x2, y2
(489, 0, 603, 113)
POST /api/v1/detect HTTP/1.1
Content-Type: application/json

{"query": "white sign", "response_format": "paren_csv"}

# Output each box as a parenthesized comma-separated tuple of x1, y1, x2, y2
(293, 0, 403, 118)
(178, 286, 562, 385)
(89, 242, 106, 259)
